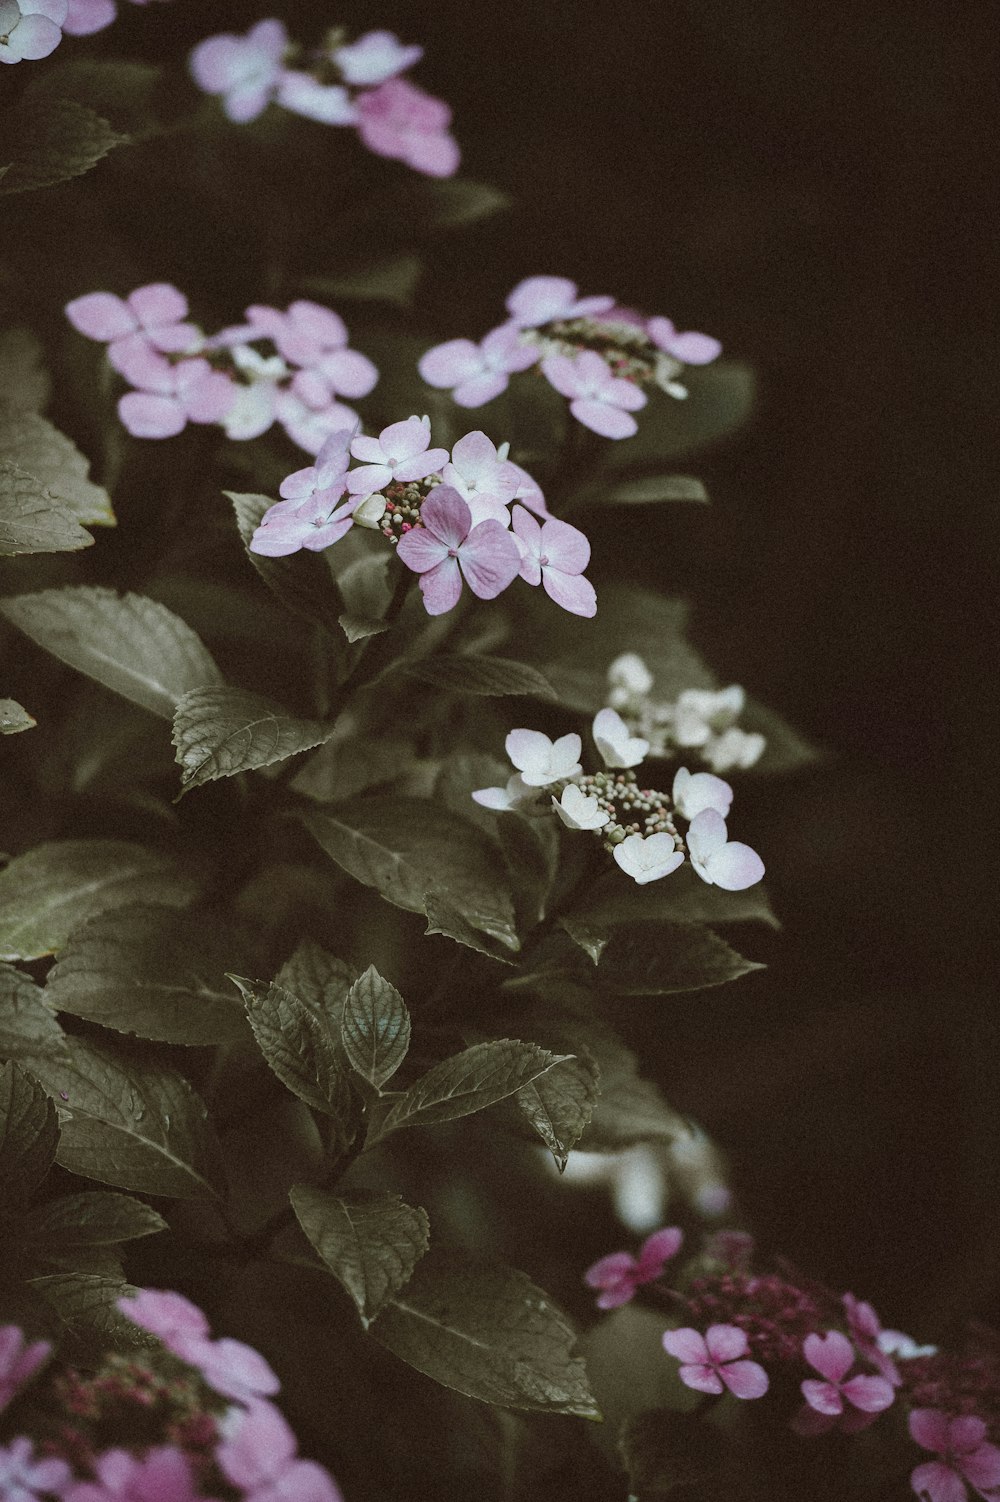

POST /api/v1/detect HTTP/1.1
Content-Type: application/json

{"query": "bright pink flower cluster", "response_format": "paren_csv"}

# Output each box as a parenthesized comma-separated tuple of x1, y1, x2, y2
(189, 21, 459, 176)
(419, 275, 722, 439)
(64, 287, 377, 454)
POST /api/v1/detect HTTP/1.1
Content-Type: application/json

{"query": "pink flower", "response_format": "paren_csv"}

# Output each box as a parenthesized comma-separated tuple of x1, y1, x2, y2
(64, 1446, 207, 1502)
(686, 808, 764, 891)
(333, 29, 423, 86)
(441, 431, 519, 525)
(275, 391, 362, 457)
(62, 0, 167, 29)
(395, 486, 520, 616)
(117, 1289, 210, 1346)
(216, 1401, 343, 1502)
(0, 1327, 50, 1412)
(792, 1331, 894, 1436)
(346, 416, 448, 494)
(0, 1437, 71, 1500)
(276, 73, 357, 126)
(0, 0, 66, 63)
(512, 504, 596, 618)
(116, 355, 235, 440)
(189, 19, 288, 123)
(246, 301, 377, 403)
(842, 1292, 902, 1387)
(279, 428, 355, 501)
(250, 489, 358, 557)
(176, 1336, 280, 1405)
(584, 1227, 683, 1310)
(505, 276, 615, 328)
(419, 325, 537, 407)
(508, 460, 550, 517)
(662, 1324, 769, 1400)
(541, 349, 647, 439)
(65, 283, 200, 359)
(647, 316, 722, 365)
(356, 78, 460, 178)
(909, 1409, 1000, 1502)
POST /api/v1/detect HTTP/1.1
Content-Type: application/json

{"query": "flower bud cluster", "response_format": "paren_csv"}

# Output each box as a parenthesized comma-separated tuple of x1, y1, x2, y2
(607, 652, 767, 774)
(189, 21, 459, 177)
(419, 276, 722, 439)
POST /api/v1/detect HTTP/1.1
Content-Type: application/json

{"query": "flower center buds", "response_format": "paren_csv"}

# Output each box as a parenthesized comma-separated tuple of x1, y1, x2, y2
(574, 769, 681, 853)
(375, 475, 441, 544)
(522, 315, 663, 391)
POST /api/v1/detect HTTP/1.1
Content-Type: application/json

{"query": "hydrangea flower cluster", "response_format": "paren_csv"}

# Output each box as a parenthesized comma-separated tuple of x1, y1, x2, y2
(0, 1291, 342, 1501)
(0, 0, 162, 62)
(606, 652, 766, 774)
(419, 275, 722, 438)
(473, 707, 764, 888)
(584, 1230, 1000, 1502)
(250, 419, 598, 619)
(64, 286, 377, 455)
(189, 21, 459, 176)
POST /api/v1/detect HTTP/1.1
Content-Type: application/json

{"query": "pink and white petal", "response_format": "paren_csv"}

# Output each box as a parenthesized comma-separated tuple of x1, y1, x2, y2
(224, 384, 279, 441)
(721, 1360, 769, 1400)
(511, 503, 542, 552)
(128, 282, 189, 329)
(908, 1462, 967, 1502)
(188, 1336, 280, 1402)
(505, 729, 552, 775)
(540, 354, 583, 399)
(418, 487, 472, 547)
(573, 294, 616, 317)
(595, 1284, 638, 1311)
(665, 330, 722, 365)
(840, 1374, 894, 1414)
(320, 348, 379, 399)
(189, 35, 242, 94)
(453, 371, 510, 407)
(404, 129, 461, 179)
(146, 321, 202, 354)
(346, 463, 393, 494)
(394, 447, 450, 483)
(574, 349, 616, 387)
(449, 429, 500, 479)
(108, 333, 175, 389)
(181, 370, 237, 424)
(292, 368, 334, 409)
(540, 514, 590, 573)
(351, 433, 387, 463)
(704, 1325, 751, 1365)
(250, 522, 309, 557)
(705, 841, 765, 892)
(505, 276, 577, 326)
(584, 1252, 637, 1289)
(217, 1400, 296, 1490)
(459, 520, 521, 599)
(20, 0, 69, 20)
(225, 84, 274, 124)
(661, 1328, 709, 1365)
(395, 527, 448, 574)
(379, 416, 431, 463)
(419, 339, 483, 389)
(65, 291, 135, 341)
(509, 462, 549, 516)
(247, 16, 288, 57)
(685, 809, 729, 863)
(541, 566, 597, 617)
(118, 392, 186, 439)
(677, 1364, 725, 1396)
(464, 494, 511, 528)
(800, 1380, 843, 1417)
(418, 556, 463, 615)
(62, 0, 117, 36)
(569, 398, 638, 439)
(302, 516, 355, 551)
(605, 376, 648, 411)
(481, 323, 537, 371)
(278, 72, 358, 124)
(803, 1330, 855, 1384)
(960, 1443, 1000, 1490)
(637, 1227, 683, 1274)
(6, 13, 63, 58)
(948, 1416, 990, 1454)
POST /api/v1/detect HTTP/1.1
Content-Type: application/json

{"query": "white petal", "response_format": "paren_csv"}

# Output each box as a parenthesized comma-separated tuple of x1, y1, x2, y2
(593, 707, 649, 769)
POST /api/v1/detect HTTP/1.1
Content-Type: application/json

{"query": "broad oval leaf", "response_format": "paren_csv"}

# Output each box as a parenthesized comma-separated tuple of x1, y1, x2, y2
(515, 1052, 602, 1172)
(0, 963, 68, 1063)
(405, 656, 556, 699)
(596, 922, 764, 995)
(28, 1273, 156, 1353)
(375, 1040, 568, 1140)
(227, 492, 344, 637)
(0, 1060, 59, 1203)
(230, 976, 355, 1130)
(0, 462, 93, 556)
(341, 966, 411, 1089)
(172, 684, 332, 792)
(275, 941, 355, 1021)
(15, 1191, 166, 1249)
(371, 1249, 600, 1418)
(1, 587, 223, 721)
(563, 867, 779, 937)
(605, 360, 755, 466)
(0, 841, 197, 962)
(570, 474, 710, 509)
(423, 895, 519, 965)
(0, 412, 113, 525)
(290, 1185, 429, 1327)
(0, 96, 128, 196)
(0, 328, 50, 415)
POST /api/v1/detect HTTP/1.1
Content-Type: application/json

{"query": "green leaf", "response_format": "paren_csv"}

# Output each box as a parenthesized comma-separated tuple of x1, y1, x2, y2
(497, 814, 559, 928)
(0, 1060, 58, 1203)
(422, 894, 519, 965)
(433, 752, 511, 836)
(0, 963, 68, 1063)
(371, 1249, 599, 1418)
(0, 329, 51, 416)
(15, 1192, 166, 1249)
(227, 492, 344, 637)
(340, 966, 411, 1090)
(230, 977, 355, 1128)
(515, 1053, 602, 1172)
(275, 941, 355, 1021)
(396, 177, 512, 230)
(605, 361, 756, 466)
(45, 904, 248, 1046)
(0, 699, 35, 734)
(291, 733, 410, 803)
(0, 413, 113, 527)
(0, 587, 223, 721)
(619, 1408, 732, 1499)
(596, 922, 764, 995)
(29, 1273, 155, 1352)
(742, 697, 822, 775)
(570, 474, 710, 509)
(29, 1037, 223, 1200)
(289, 1185, 429, 1328)
(0, 96, 128, 196)
(0, 841, 196, 963)
(0, 462, 94, 556)
(374, 1040, 568, 1141)
(334, 552, 392, 642)
(404, 656, 556, 699)
(302, 796, 519, 952)
(302, 254, 423, 307)
(23, 59, 161, 135)
(562, 867, 779, 940)
(172, 684, 332, 793)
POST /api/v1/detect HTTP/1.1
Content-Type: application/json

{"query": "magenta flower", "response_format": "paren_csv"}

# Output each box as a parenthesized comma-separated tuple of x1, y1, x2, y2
(842, 1292, 902, 1387)
(346, 416, 448, 494)
(276, 73, 357, 126)
(584, 1227, 683, 1310)
(64, 1446, 206, 1502)
(686, 808, 764, 891)
(0, 0, 66, 63)
(395, 486, 520, 616)
(66, 283, 200, 359)
(189, 19, 288, 123)
(647, 316, 722, 365)
(116, 355, 235, 440)
(177, 1335, 280, 1405)
(419, 325, 538, 408)
(334, 29, 422, 86)
(0, 1327, 51, 1412)
(441, 431, 519, 524)
(250, 490, 358, 557)
(909, 1409, 1000, 1502)
(279, 428, 355, 502)
(511, 504, 596, 618)
(793, 1330, 894, 1435)
(246, 301, 377, 403)
(505, 276, 615, 328)
(662, 1324, 769, 1400)
(0, 1437, 71, 1500)
(356, 78, 460, 178)
(541, 349, 647, 439)
(217, 1401, 343, 1502)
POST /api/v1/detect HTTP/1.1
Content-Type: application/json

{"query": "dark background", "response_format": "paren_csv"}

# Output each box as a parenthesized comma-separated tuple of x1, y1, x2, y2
(49, 0, 1000, 1334)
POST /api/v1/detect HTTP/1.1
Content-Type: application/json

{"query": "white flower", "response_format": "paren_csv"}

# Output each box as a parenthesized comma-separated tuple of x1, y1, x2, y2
(607, 652, 653, 702)
(592, 707, 649, 769)
(876, 1330, 938, 1360)
(231, 344, 289, 382)
(0, 0, 67, 66)
(613, 832, 684, 886)
(672, 685, 745, 747)
(552, 783, 609, 831)
(703, 727, 766, 773)
(505, 729, 582, 788)
(686, 809, 764, 890)
(672, 766, 733, 821)
(471, 773, 536, 812)
(352, 493, 387, 529)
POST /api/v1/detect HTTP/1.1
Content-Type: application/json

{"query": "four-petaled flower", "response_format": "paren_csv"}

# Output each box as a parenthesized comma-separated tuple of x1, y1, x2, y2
(908, 1409, 1000, 1502)
(442, 431, 518, 525)
(250, 489, 358, 557)
(333, 29, 423, 87)
(687, 809, 764, 891)
(279, 428, 355, 502)
(116, 354, 235, 439)
(541, 349, 647, 439)
(189, 18, 289, 122)
(0, 1327, 50, 1412)
(356, 78, 460, 179)
(792, 1330, 894, 1436)
(346, 416, 448, 495)
(553, 783, 609, 830)
(246, 301, 378, 405)
(592, 706, 649, 768)
(646, 316, 722, 365)
(512, 505, 597, 617)
(613, 831, 684, 886)
(584, 1226, 683, 1309)
(0, 0, 66, 64)
(65, 283, 200, 361)
(505, 275, 614, 328)
(217, 1400, 343, 1502)
(505, 728, 582, 787)
(672, 766, 733, 821)
(419, 325, 538, 407)
(662, 1324, 769, 1399)
(395, 486, 520, 615)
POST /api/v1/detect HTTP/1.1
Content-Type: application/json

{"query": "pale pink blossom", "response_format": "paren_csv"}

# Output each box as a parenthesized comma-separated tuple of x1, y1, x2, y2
(419, 325, 538, 407)
(246, 301, 377, 402)
(64, 1446, 205, 1502)
(671, 766, 733, 822)
(909, 1409, 1000, 1502)
(584, 1226, 683, 1309)
(189, 19, 289, 123)
(66, 283, 200, 358)
(541, 349, 647, 439)
(686, 809, 764, 891)
(395, 486, 520, 615)
(118, 1288, 210, 1345)
(662, 1324, 769, 1400)
(346, 416, 447, 494)
(333, 29, 422, 87)
(276, 72, 357, 126)
(505, 276, 614, 328)
(217, 1401, 342, 1502)
(613, 832, 684, 886)
(504, 728, 582, 788)
(508, 460, 550, 517)
(842, 1292, 902, 1387)
(792, 1330, 894, 1436)
(250, 489, 358, 557)
(117, 356, 235, 439)
(118, 1287, 279, 1402)
(0, 0, 66, 63)
(0, 1437, 71, 1500)
(356, 78, 459, 178)
(512, 505, 596, 617)
(0, 1327, 51, 1412)
(592, 707, 648, 767)
(274, 390, 361, 456)
(441, 431, 518, 525)
(61, 0, 115, 35)
(279, 428, 355, 501)
(647, 316, 722, 365)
